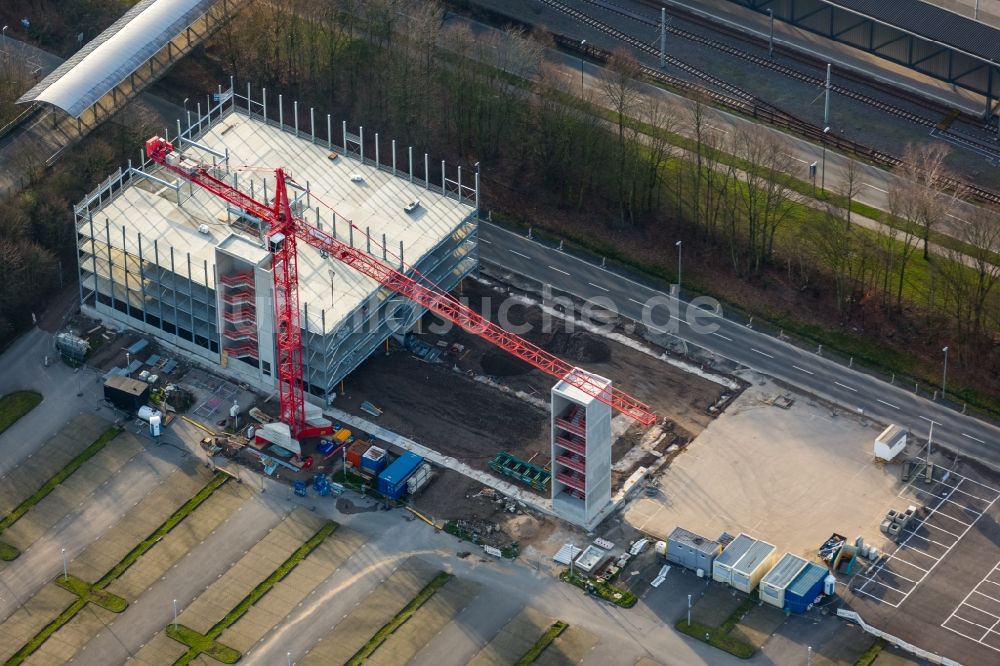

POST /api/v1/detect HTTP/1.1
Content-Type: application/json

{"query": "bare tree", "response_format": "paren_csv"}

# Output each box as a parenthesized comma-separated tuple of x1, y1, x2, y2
(896, 143, 955, 260)
(838, 157, 861, 230)
(884, 178, 923, 310)
(599, 48, 642, 226)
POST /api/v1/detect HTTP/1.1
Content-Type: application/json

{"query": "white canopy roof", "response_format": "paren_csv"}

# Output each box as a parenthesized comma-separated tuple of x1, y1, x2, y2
(18, 0, 215, 118)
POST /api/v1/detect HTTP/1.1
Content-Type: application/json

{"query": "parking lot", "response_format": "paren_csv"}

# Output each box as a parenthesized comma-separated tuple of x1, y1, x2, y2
(852, 462, 1000, 608)
(847, 459, 1000, 664)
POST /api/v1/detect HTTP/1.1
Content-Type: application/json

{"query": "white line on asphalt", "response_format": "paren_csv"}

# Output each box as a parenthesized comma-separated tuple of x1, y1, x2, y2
(919, 415, 941, 426)
(548, 265, 571, 276)
(862, 182, 889, 193)
(792, 365, 814, 375)
(480, 238, 492, 244)
(750, 348, 773, 358)
(508, 249, 530, 259)
(588, 282, 610, 292)
(783, 152, 809, 164)
(877, 399, 900, 410)
(628, 297, 646, 307)
(713, 332, 732, 341)
(946, 213, 970, 225)
(705, 124, 729, 134)
(963, 433, 986, 444)
(834, 381, 858, 392)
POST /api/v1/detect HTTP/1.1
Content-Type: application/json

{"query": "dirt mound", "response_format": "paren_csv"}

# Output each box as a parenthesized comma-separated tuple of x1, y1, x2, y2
(544, 331, 611, 364)
(481, 350, 534, 376)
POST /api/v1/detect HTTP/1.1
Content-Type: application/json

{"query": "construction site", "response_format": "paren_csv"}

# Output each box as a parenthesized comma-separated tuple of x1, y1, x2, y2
(6, 1, 1000, 665)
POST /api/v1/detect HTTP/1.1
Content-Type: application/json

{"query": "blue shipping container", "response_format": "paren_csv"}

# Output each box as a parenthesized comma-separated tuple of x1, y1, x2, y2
(377, 452, 424, 499)
(784, 562, 828, 613)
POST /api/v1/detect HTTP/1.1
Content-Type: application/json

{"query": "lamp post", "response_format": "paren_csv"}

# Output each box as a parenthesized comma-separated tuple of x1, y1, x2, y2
(820, 126, 830, 194)
(183, 97, 190, 132)
(173, 599, 178, 628)
(61, 548, 67, 581)
(580, 40, 586, 94)
(941, 346, 949, 399)
(767, 9, 774, 58)
(287, 651, 292, 666)
(676, 240, 683, 293)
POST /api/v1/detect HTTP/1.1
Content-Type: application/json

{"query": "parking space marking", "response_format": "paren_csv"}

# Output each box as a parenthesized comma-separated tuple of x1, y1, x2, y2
(854, 473, 1000, 609)
(944, 560, 1000, 654)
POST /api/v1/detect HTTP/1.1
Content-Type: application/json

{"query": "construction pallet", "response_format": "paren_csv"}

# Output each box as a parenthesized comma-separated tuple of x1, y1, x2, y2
(488, 451, 551, 492)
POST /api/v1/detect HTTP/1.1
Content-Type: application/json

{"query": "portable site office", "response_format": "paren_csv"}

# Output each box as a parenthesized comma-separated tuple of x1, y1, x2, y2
(712, 533, 756, 586)
(731, 540, 777, 593)
(759, 553, 809, 609)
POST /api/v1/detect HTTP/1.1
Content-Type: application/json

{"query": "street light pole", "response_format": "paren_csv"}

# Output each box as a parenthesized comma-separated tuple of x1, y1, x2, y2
(821, 126, 830, 193)
(687, 594, 692, 627)
(173, 599, 178, 628)
(579, 41, 586, 94)
(287, 651, 292, 666)
(942, 346, 949, 399)
(676, 240, 683, 293)
(61, 548, 67, 581)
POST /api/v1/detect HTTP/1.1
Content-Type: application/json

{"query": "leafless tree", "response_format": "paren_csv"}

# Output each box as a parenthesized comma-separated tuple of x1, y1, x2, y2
(599, 48, 642, 226)
(896, 143, 955, 260)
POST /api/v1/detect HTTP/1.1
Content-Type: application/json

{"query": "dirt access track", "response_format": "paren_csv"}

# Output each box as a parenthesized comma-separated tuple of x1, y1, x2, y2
(336, 279, 733, 492)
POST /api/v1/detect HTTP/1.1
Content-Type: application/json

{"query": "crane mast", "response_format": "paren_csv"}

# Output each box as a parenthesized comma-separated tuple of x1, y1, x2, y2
(145, 137, 656, 430)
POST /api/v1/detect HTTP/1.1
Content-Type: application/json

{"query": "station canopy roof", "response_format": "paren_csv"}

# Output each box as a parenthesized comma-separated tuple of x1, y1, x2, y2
(18, 0, 215, 118)
(825, 0, 1000, 63)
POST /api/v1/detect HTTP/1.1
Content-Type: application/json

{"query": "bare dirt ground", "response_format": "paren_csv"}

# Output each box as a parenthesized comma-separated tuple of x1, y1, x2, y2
(337, 280, 730, 488)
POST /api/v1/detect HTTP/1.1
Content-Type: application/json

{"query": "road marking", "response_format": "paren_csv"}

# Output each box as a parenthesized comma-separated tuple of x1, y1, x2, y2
(783, 152, 809, 164)
(628, 297, 646, 306)
(877, 399, 900, 410)
(963, 433, 986, 444)
(834, 381, 857, 392)
(946, 213, 969, 225)
(706, 124, 729, 134)
(548, 265, 570, 276)
(588, 282, 610, 292)
(862, 182, 888, 193)
(919, 415, 941, 426)
(480, 238, 492, 244)
(508, 249, 530, 259)
(791, 364, 814, 375)
(750, 348, 773, 358)
(712, 332, 732, 341)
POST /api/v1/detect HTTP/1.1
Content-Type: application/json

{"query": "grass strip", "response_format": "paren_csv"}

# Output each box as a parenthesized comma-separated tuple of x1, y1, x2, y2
(673, 594, 756, 659)
(171, 520, 339, 666)
(166, 625, 240, 664)
(560, 569, 637, 608)
(345, 571, 453, 666)
(854, 638, 883, 666)
(514, 620, 568, 666)
(0, 391, 42, 435)
(4, 472, 229, 666)
(0, 425, 122, 564)
(55, 574, 127, 612)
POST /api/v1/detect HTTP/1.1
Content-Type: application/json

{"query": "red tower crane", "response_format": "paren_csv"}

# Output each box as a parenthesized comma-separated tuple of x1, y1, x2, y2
(145, 137, 656, 434)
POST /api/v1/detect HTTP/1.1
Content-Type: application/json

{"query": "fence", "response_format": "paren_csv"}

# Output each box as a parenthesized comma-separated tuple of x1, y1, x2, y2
(836, 609, 962, 666)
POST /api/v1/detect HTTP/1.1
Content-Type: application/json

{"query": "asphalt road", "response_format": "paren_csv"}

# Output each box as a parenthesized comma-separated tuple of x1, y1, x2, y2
(479, 222, 1000, 469)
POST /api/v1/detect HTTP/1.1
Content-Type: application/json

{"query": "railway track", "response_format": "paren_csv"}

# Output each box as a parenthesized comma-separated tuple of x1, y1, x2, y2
(583, 0, 996, 154)
(532, 0, 1000, 205)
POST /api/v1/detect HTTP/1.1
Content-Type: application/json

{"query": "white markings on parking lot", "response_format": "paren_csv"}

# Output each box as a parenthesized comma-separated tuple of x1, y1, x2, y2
(834, 381, 858, 393)
(792, 365, 814, 375)
(854, 469, 1000, 610)
(877, 399, 900, 410)
(750, 348, 773, 359)
(587, 282, 610, 292)
(963, 433, 987, 444)
(508, 249, 530, 259)
(943, 559, 1000, 654)
(548, 265, 570, 276)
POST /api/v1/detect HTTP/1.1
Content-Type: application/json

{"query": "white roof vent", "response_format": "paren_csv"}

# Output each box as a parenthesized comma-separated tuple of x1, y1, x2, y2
(197, 224, 210, 235)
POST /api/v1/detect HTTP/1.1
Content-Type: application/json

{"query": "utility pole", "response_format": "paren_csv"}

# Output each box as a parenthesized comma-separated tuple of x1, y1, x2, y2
(660, 8, 667, 68)
(767, 9, 774, 58)
(824, 64, 832, 129)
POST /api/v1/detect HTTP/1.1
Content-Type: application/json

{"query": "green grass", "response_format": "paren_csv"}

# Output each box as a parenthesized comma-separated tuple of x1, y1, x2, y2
(0, 391, 42, 435)
(345, 571, 453, 666)
(514, 621, 568, 666)
(170, 520, 339, 666)
(4, 473, 229, 666)
(0, 426, 121, 563)
(0, 541, 19, 561)
(166, 625, 240, 664)
(854, 638, 884, 666)
(560, 569, 637, 608)
(673, 594, 756, 659)
(55, 574, 127, 612)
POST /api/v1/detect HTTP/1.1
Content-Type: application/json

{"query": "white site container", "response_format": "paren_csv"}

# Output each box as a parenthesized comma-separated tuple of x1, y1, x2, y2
(759, 553, 809, 609)
(713, 534, 756, 585)
(730, 540, 778, 593)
